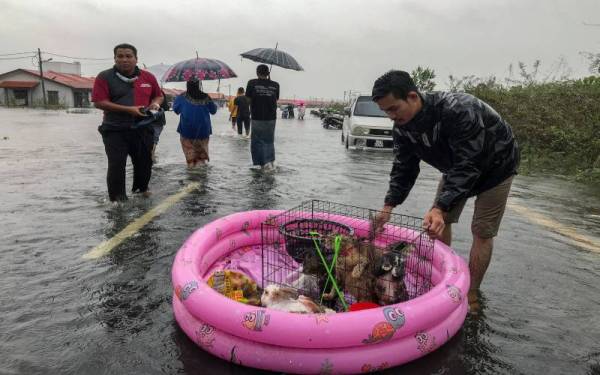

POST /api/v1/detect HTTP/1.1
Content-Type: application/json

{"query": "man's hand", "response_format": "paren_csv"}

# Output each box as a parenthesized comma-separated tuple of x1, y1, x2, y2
(128, 106, 146, 117)
(423, 207, 445, 239)
(148, 102, 160, 111)
(373, 205, 394, 234)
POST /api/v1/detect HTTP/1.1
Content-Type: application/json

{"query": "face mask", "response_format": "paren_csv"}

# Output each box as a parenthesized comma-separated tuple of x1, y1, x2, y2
(115, 70, 138, 83)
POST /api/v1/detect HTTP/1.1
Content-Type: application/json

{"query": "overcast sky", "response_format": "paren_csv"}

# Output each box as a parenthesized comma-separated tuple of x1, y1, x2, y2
(0, 0, 598, 99)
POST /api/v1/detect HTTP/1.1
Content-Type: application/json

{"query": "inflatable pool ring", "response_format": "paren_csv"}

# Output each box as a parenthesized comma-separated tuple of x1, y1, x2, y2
(172, 210, 470, 374)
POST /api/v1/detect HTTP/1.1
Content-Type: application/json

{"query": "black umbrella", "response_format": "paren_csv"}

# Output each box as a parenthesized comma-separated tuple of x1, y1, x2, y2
(240, 45, 303, 71)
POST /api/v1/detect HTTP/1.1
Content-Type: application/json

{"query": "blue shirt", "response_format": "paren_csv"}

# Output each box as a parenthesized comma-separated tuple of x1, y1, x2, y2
(173, 94, 217, 139)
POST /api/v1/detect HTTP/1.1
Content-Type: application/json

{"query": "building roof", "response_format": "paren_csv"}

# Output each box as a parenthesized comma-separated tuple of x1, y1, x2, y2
(24, 70, 95, 89)
(0, 69, 95, 90)
(0, 80, 39, 89)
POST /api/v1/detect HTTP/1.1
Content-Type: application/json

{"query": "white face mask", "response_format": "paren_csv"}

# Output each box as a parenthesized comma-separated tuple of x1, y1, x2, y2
(115, 70, 138, 83)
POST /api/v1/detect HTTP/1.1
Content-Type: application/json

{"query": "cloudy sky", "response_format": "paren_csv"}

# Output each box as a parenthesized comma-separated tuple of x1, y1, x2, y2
(0, 0, 598, 100)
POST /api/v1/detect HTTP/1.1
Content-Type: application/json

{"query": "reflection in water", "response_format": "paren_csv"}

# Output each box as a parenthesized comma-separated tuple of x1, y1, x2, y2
(95, 201, 164, 335)
(173, 324, 268, 375)
(248, 170, 278, 209)
(459, 293, 518, 375)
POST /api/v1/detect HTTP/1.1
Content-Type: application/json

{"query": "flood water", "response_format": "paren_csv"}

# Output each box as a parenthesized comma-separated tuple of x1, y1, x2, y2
(1, 107, 599, 375)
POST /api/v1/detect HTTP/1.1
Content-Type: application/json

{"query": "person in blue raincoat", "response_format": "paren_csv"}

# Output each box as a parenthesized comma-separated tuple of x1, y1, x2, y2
(173, 78, 217, 168)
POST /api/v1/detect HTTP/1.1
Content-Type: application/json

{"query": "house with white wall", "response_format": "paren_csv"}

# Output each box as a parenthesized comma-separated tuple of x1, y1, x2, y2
(0, 62, 95, 108)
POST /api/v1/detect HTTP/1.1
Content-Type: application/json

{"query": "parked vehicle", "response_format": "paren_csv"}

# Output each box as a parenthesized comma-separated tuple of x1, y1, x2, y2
(341, 95, 393, 150)
(322, 112, 343, 129)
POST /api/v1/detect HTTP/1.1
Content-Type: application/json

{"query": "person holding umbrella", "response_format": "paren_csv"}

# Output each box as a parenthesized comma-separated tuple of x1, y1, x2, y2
(245, 64, 280, 170)
(172, 78, 217, 168)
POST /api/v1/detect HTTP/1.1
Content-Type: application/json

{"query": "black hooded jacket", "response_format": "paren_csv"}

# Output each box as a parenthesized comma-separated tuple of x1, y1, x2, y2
(384, 91, 520, 212)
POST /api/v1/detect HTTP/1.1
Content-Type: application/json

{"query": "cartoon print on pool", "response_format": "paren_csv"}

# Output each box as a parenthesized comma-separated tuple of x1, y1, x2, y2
(361, 362, 390, 373)
(383, 306, 405, 329)
(446, 284, 462, 303)
(320, 358, 333, 374)
(362, 307, 405, 344)
(242, 310, 270, 331)
(175, 280, 198, 301)
(415, 331, 436, 353)
(241, 220, 251, 235)
(195, 323, 215, 348)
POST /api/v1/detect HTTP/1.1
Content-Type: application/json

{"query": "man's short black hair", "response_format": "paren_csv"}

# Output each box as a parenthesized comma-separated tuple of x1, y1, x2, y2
(257, 64, 270, 77)
(372, 70, 417, 101)
(237, 87, 245, 93)
(113, 43, 137, 58)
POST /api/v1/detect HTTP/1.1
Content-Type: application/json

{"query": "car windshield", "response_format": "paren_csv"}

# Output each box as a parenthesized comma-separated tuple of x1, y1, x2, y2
(353, 96, 387, 117)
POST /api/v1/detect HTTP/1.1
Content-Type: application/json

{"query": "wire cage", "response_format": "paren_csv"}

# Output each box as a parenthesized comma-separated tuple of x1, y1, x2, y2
(261, 200, 434, 312)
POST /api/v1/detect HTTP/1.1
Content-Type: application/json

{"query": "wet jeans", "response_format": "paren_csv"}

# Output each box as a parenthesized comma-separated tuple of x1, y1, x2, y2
(100, 127, 153, 201)
(250, 120, 276, 166)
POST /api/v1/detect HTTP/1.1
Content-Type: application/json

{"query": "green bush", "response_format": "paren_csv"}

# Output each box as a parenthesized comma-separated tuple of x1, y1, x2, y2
(467, 77, 600, 182)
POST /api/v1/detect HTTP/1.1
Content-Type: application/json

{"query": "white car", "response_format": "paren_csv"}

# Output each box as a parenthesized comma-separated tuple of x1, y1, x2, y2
(341, 95, 393, 150)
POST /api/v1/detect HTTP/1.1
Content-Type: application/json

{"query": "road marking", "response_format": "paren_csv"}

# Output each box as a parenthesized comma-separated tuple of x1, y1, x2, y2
(508, 202, 600, 253)
(83, 182, 201, 260)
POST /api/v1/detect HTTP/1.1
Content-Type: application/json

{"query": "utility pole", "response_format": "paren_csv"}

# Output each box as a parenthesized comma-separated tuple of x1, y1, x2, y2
(37, 48, 47, 107)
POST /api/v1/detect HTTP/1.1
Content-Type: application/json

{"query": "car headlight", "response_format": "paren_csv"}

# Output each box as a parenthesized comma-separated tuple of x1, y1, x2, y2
(351, 126, 369, 136)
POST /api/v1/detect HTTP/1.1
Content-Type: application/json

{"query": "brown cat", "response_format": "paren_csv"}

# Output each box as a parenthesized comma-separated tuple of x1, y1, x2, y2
(323, 236, 377, 304)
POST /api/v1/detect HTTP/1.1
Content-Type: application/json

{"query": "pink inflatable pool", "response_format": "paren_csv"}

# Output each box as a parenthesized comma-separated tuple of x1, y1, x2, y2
(172, 209, 470, 374)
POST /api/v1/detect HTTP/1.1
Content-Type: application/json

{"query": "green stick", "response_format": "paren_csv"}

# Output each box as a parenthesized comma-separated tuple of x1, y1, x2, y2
(309, 232, 348, 311)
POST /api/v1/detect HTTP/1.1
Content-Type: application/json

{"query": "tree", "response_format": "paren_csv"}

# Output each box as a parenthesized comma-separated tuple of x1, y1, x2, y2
(581, 52, 600, 74)
(411, 66, 436, 91)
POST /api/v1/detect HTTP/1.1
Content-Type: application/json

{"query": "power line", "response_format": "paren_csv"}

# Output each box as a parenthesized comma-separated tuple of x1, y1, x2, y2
(42, 51, 113, 60)
(0, 55, 36, 61)
(0, 51, 36, 57)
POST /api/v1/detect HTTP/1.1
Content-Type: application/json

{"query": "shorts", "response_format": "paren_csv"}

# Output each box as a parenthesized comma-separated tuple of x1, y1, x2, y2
(435, 176, 514, 238)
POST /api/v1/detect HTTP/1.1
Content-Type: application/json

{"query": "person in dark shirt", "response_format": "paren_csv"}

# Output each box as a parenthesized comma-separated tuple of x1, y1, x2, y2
(92, 43, 163, 202)
(371, 70, 519, 314)
(233, 87, 251, 137)
(245, 64, 280, 170)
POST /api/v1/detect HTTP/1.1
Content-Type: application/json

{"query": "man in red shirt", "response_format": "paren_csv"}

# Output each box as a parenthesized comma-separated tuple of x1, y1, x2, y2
(92, 43, 163, 202)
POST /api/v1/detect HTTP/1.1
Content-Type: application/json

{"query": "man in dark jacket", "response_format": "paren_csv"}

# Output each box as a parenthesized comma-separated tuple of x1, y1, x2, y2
(92, 43, 163, 202)
(371, 70, 519, 312)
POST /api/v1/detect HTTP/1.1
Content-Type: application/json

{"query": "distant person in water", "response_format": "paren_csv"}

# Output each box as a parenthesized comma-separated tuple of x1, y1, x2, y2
(227, 91, 239, 131)
(297, 102, 306, 120)
(172, 78, 217, 168)
(245, 64, 280, 170)
(234, 87, 251, 137)
(92, 43, 163, 202)
(371, 70, 520, 314)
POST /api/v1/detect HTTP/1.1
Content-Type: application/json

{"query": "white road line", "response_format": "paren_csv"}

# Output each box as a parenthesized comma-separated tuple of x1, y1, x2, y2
(83, 182, 200, 260)
(83, 184, 599, 259)
(508, 201, 600, 253)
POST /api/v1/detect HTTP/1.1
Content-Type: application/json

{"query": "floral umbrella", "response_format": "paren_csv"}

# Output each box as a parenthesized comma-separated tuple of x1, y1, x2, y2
(163, 57, 237, 82)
